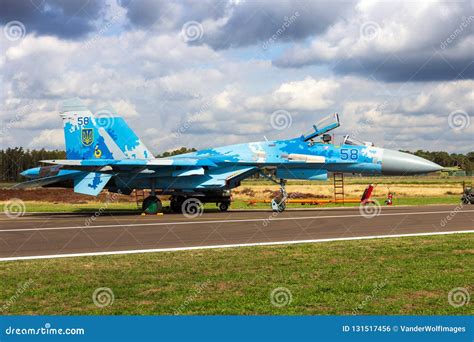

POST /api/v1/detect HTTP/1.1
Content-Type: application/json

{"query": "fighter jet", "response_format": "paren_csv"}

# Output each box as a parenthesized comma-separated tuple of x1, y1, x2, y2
(17, 98, 442, 214)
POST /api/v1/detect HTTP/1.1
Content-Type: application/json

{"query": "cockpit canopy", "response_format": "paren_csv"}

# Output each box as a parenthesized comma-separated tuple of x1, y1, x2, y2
(342, 135, 374, 147)
(301, 113, 340, 142)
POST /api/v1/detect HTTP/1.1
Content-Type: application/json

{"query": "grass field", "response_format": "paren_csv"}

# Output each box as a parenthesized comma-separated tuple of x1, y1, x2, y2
(0, 234, 472, 315)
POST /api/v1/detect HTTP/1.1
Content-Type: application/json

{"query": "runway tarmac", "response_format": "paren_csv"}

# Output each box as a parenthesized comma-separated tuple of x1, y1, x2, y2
(0, 204, 473, 261)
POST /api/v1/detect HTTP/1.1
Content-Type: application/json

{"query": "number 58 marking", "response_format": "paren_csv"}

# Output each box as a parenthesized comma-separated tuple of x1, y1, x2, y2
(77, 117, 90, 126)
(341, 148, 358, 160)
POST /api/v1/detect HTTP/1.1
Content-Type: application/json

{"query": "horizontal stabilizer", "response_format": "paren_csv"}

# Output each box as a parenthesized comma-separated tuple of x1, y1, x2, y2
(13, 172, 83, 189)
(74, 172, 112, 196)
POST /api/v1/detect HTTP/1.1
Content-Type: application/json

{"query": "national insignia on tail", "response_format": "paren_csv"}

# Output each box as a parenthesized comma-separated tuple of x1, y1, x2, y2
(81, 128, 94, 146)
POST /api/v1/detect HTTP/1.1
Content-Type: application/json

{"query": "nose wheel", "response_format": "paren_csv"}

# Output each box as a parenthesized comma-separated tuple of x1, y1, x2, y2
(259, 171, 287, 212)
(271, 179, 287, 212)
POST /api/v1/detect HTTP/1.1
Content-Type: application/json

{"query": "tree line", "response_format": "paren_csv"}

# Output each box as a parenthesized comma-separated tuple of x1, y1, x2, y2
(0, 148, 66, 182)
(0, 147, 472, 182)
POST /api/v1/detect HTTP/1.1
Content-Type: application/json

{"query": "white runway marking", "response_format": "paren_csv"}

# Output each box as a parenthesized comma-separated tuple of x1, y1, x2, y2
(0, 209, 473, 233)
(0, 230, 472, 262)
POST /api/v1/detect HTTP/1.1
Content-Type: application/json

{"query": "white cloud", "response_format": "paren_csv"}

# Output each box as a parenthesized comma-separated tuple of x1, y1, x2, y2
(272, 77, 339, 111)
(0, 1, 472, 154)
(28, 129, 64, 149)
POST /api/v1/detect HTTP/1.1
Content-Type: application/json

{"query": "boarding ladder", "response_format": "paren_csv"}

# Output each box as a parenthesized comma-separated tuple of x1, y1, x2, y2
(333, 172, 345, 204)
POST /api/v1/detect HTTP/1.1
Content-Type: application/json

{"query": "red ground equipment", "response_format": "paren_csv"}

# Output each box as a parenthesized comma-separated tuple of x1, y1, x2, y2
(360, 184, 374, 204)
(385, 192, 393, 205)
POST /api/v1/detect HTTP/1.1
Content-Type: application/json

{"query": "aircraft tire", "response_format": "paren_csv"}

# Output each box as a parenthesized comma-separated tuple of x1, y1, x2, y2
(219, 202, 230, 212)
(170, 196, 185, 213)
(142, 196, 162, 215)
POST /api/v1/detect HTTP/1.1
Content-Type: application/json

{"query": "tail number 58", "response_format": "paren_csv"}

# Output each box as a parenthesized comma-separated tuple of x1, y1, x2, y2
(77, 117, 90, 126)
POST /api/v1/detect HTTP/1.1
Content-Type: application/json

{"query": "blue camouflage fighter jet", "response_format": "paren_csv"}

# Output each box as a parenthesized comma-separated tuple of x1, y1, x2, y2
(17, 98, 442, 214)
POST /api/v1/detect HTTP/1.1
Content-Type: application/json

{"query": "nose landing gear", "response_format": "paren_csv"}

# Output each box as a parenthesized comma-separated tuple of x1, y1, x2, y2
(259, 171, 287, 212)
(271, 179, 287, 212)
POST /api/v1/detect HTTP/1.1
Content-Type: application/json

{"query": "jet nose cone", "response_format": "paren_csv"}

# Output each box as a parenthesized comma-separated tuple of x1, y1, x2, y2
(382, 149, 443, 175)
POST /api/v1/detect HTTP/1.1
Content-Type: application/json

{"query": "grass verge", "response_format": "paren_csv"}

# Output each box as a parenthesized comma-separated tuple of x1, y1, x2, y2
(0, 234, 472, 315)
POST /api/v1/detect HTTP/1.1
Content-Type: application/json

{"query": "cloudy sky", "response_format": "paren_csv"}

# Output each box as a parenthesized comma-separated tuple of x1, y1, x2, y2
(0, 0, 473, 154)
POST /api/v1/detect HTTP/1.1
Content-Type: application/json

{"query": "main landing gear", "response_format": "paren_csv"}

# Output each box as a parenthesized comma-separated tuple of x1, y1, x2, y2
(142, 195, 162, 215)
(142, 188, 163, 215)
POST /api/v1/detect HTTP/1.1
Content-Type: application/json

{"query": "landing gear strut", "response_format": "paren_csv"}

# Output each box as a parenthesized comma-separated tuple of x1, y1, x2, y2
(260, 171, 287, 212)
(271, 179, 287, 212)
